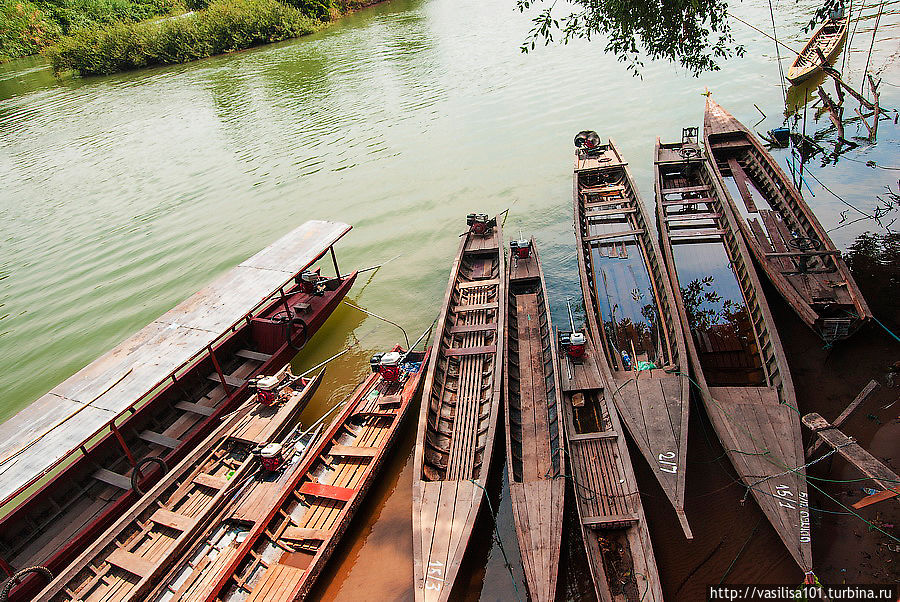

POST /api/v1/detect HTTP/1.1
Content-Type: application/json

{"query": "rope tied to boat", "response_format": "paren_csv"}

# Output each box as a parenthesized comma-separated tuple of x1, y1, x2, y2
(468, 479, 523, 602)
(740, 442, 853, 497)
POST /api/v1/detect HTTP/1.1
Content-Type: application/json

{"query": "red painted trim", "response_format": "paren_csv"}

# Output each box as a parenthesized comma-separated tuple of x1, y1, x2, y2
(201, 344, 431, 602)
(2, 271, 358, 602)
(208, 346, 232, 396)
(298, 482, 356, 502)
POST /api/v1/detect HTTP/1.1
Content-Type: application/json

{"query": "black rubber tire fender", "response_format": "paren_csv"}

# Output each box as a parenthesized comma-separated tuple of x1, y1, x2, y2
(131, 456, 168, 495)
(0, 566, 53, 602)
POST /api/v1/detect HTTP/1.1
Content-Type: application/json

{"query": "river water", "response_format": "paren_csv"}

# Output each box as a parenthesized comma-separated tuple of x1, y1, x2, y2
(0, 0, 898, 598)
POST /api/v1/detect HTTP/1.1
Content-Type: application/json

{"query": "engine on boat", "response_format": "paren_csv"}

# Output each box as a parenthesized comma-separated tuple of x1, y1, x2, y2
(370, 351, 403, 383)
(574, 130, 601, 149)
(297, 270, 323, 295)
(510, 239, 531, 259)
(255, 442, 285, 471)
(559, 331, 586, 362)
(466, 213, 496, 236)
(249, 371, 291, 406)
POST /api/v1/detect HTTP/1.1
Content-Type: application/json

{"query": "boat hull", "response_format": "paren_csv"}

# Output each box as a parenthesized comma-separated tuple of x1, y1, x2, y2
(503, 238, 565, 602)
(412, 220, 505, 602)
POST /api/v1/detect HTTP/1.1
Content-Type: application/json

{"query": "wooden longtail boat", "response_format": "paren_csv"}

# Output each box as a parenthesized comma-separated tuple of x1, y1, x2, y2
(35, 370, 324, 602)
(787, 14, 850, 84)
(503, 237, 564, 602)
(573, 136, 692, 537)
(557, 325, 663, 602)
(704, 98, 871, 342)
(655, 129, 813, 572)
(0, 221, 357, 601)
(412, 215, 505, 602)
(153, 344, 430, 602)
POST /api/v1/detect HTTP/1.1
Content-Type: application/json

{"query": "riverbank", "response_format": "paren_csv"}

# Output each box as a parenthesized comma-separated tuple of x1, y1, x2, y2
(40, 0, 382, 75)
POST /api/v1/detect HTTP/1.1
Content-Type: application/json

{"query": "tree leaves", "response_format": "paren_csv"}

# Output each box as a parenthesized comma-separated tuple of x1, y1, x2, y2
(517, 0, 745, 76)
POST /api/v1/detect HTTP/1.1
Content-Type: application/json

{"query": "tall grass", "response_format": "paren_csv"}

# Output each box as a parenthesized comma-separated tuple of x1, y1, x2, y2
(45, 0, 318, 74)
(0, 0, 179, 60)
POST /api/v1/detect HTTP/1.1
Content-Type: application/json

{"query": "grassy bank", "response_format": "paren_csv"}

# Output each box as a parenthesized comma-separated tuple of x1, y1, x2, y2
(1, 0, 181, 61)
(42, 0, 375, 75)
(45, 0, 318, 74)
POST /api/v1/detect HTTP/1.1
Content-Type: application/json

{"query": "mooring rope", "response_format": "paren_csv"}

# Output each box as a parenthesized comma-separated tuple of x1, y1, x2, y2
(767, 0, 788, 103)
(469, 479, 523, 602)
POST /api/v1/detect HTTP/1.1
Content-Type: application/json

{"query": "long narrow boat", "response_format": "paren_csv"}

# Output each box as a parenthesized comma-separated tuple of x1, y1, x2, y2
(787, 13, 850, 84)
(557, 324, 663, 602)
(149, 344, 430, 601)
(412, 215, 505, 602)
(573, 136, 692, 536)
(35, 370, 324, 602)
(0, 221, 357, 601)
(704, 98, 871, 342)
(503, 237, 564, 602)
(655, 129, 813, 573)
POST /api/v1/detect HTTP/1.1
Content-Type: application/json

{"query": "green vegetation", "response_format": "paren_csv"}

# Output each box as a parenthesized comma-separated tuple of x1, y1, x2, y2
(46, 0, 317, 74)
(1, 0, 179, 60)
(2, 0, 371, 72)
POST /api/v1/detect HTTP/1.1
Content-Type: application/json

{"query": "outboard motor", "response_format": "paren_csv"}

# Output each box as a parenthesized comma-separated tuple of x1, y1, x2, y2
(559, 331, 586, 362)
(574, 130, 601, 150)
(297, 270, 322, 295)
(249, 374, 282, 406)
(466, 213, 496, 236)
(257, 443, 285, 471)
(510, 239, 531, 259)
(371, 351, 403, 383)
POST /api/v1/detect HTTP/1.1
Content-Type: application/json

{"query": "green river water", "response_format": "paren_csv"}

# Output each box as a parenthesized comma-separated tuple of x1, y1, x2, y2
(0, 0, 898, 598)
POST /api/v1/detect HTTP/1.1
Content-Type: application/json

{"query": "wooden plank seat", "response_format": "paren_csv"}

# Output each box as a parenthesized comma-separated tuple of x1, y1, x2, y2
(351, 410, 396, 419)
(107, 548, 157, 576)
(661, 196, 714, 206)
(453, 302, 498, 313)
(174, 401, 216, 416)
(376, 394, 401, 407)
(584, 200, 627, 210)
(329, 445, 378, 458)
(663, 184, 709, 194)
(139, 430, 181, 449)
(235, 349, 273, 362)
(766, 250, 841, 258)
(584, 228, 645, 243)
(193, 473, 228, 490)
(567, 431, 618, 441)
(458, 278, 500, 289)
(665, 212, 722, 222)
(207, 373, 246, 388)
(586, 207, 637, 218)
(93, 469, 132, 490)
(582, 513, 640, 526)
(581, 184, 626, 194)
(150, 508, 196, 531)
(281, 526, 332, 541)
(445, 345, 497, 357)
(669, 228, 726, 238)
(297, 482, 356, 502)
(449, 322, 497, 334)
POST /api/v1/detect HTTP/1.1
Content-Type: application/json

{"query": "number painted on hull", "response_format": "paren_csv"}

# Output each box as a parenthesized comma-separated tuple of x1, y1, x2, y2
(425, 560, 444, 591)
(658, 451, 677, 474)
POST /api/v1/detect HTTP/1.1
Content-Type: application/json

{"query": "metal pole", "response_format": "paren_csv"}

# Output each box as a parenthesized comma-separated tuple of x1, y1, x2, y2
(330, 247, 340, 279)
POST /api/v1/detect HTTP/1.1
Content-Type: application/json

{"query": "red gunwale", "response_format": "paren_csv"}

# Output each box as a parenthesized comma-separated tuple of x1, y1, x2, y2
(200, 344, 431, 602)
(1, 240, 356, 601)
